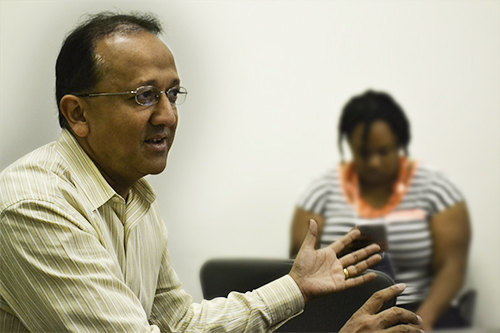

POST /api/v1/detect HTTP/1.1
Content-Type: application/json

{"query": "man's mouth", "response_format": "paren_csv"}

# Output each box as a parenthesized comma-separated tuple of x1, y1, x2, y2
(144, 135, 169, 152)
(145, 137, 166, 144)
(145, 132, 168, 143)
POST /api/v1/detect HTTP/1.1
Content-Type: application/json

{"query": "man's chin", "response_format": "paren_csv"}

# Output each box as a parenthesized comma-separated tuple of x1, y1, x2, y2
(149, 165, 167, 175)
(144, 160, 168, 176)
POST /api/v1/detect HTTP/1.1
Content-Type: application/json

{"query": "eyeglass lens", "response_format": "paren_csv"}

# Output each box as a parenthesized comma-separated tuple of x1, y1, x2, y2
(135, 86, 187, 106)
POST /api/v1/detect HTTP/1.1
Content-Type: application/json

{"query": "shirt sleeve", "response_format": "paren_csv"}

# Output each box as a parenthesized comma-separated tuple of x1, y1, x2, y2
(425, 168, 464, 214)
(0, 199, 304, 333)
(149, 244, 304, 332)
(296, 170, 336, 215)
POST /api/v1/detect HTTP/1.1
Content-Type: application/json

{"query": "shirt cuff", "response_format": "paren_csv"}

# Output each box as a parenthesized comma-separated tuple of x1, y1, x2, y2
(256, 274, 304, 328)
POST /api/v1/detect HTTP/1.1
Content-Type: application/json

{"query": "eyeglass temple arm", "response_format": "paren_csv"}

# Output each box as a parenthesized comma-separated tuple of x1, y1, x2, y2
(75, 91, 134, 98)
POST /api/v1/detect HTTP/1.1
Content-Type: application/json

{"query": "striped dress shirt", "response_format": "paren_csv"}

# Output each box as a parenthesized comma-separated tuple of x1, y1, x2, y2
(0, 129, 303, 332)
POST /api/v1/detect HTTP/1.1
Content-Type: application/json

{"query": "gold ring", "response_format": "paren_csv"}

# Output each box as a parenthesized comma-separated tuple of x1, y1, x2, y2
(343, 268, 349, 279)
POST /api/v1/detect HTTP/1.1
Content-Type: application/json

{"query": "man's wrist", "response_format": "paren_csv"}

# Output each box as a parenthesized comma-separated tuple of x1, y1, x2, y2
(288, 272, 308, 304)
(256, 275, 304, 324)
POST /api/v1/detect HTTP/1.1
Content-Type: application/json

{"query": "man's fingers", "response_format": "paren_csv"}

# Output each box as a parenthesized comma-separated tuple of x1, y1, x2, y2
(359, 284, 407, 315)
(339, 244, 381, 268)
(344, 271, 377, 289)
(375, 306, 424, 330)
(343, 253, 382, 280)
(384, 324, 425, 333)
(329, 228, 361, 254)
(339, 284, 423, 333)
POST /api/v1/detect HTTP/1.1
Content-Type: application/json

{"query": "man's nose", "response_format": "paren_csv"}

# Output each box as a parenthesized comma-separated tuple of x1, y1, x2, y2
(150, 94, 177, 127)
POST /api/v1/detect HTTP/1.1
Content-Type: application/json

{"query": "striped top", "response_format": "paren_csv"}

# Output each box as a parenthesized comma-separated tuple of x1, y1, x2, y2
(297, 159, 463, 305)
(0, 129, 303, 332)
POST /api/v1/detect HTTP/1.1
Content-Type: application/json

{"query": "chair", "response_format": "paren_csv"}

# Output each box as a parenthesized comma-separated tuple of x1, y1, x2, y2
(200, 258, 396, 332)
(458, 289, 477, 327)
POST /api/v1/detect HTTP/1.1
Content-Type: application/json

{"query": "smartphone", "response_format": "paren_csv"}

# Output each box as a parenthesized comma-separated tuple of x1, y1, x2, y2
(355, 220, 388, 252)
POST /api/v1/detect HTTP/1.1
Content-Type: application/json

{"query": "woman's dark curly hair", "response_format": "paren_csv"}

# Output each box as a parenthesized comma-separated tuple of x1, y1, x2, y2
(338, 90, 411, 160)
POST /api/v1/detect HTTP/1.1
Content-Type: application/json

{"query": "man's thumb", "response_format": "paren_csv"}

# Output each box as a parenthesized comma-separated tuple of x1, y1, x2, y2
(301, 219, 318, 250)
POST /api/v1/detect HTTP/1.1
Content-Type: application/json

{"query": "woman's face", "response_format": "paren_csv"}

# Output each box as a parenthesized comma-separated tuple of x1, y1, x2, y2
(348, 120, 401, 187)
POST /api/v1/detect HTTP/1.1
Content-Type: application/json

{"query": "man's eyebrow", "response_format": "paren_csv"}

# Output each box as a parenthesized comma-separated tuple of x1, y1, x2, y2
(139, 78, 181, 88)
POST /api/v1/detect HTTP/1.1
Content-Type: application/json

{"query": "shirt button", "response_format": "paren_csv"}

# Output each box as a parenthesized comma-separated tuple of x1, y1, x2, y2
(285, 308, 292, 316)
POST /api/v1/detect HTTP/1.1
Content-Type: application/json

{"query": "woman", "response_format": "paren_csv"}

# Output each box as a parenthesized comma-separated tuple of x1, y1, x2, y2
(290, 90, 471, 331)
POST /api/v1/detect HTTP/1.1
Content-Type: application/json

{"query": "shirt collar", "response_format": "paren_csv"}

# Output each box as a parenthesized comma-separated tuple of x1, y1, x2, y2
(55, 129, 156, 210)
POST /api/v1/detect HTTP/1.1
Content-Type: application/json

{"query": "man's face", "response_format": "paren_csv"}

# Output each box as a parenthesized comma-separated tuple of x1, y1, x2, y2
(79, 32, 180, 195)
(348, 120, 400, 187)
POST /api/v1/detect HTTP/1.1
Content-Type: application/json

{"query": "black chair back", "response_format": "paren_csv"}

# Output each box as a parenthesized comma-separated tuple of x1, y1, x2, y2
(200, 258, 396, 332)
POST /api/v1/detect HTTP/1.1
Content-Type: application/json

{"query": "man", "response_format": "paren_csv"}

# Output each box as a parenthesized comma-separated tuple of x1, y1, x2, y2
(0, 12, 423, 332)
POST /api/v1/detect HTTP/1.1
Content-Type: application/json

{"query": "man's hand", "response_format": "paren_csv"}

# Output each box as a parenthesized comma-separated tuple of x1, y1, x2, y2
(289, 219, 382, 303)
(339, 284, 425, 333)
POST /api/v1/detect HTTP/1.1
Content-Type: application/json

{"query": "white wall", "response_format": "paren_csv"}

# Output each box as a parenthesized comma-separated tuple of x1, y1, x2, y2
(1, 0, 499, 328)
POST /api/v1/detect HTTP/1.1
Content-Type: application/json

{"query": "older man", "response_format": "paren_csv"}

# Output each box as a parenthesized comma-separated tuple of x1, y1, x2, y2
(0, 12, 423, 332)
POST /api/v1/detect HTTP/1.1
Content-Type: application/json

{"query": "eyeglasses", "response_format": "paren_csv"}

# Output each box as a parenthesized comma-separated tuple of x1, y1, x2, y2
(75, 85, 188, 106)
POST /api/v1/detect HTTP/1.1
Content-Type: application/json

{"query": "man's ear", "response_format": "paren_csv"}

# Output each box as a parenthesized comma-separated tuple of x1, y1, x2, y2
(59, 95, 89, 137)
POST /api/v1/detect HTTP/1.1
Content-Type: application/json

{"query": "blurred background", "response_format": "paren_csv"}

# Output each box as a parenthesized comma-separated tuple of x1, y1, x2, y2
(1, 0, 499, 328)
